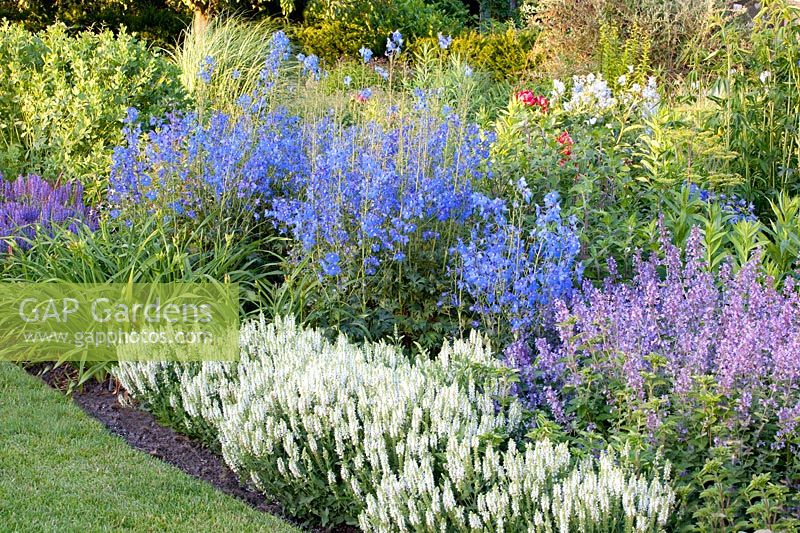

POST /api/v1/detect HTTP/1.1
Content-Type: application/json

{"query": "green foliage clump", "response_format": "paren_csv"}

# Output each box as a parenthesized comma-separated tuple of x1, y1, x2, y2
(0, 22, 186, 200)
(649, 188, 800, 281)
(598, 21, 652, 87)
(700, 0, 800, 207)
(2, 212, 279, 384)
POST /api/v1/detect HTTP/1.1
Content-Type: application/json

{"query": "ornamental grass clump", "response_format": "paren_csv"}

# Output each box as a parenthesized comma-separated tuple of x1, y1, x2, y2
(116, 316, 676, 531)
(0, 174, 96, 250)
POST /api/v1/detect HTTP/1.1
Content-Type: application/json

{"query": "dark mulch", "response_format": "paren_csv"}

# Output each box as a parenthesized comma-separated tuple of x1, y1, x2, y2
(25, 363, 354, 533)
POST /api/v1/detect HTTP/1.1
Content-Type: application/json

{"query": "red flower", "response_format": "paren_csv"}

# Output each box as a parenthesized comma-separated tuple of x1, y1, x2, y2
(556, 130, 574, 164)
(516, 89, 536, 106)
(556, 130, 573, 147)
(515, 90, 549, 113)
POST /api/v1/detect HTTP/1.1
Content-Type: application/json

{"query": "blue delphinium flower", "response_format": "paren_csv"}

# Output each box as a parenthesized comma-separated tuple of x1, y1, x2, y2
(297, 53, 321, 79)
(111, 33, 308, 224)
(110, 107, 308, 223)
(437, 33, 452, 50)
(687, 183, 757, 224)
(374, 65, 389, 80)
(357, 87, 372, 101)
(391, 30, 403, 47)
(359, 47, 373, 63)
(385, 30, 403, 57)
(260, 31, 291, 90)
(464, 65, 473, 78)
(320, 252, 341, 276)
(453, 192, 582, 334)
(267, 113, 495, 282)
(343, 75, 352, 87)
(198, 55, 215, 83)
(516, 177, 533, 203)
(413, 88, 428, 110)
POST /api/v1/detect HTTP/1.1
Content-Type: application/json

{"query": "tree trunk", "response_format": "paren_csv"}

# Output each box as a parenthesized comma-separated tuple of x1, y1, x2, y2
(193, 8, 209, 35)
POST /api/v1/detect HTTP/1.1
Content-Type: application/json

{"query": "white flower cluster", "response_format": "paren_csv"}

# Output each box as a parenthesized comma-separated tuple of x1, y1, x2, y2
(555, 71, 660, 121)
(115, 358, 234, 443)
(363, 437, 674, 533)
(113, 316, 675, 531)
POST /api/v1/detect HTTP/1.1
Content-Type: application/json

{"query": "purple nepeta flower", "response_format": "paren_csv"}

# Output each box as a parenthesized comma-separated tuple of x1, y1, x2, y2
(525, 225, 800, 448)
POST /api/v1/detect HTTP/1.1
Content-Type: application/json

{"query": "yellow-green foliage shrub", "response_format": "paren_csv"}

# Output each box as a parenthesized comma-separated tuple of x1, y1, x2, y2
(414, 27, 538, 79)
(0, 22, 186, 199)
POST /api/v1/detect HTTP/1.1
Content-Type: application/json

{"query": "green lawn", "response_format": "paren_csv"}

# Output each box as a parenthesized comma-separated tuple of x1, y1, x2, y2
(0, 362, 300, 533)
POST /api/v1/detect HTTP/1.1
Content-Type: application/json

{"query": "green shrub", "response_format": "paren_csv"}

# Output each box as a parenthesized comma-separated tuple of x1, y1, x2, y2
(294, 0, 465, 62)
(413, 26, 538, 79)
(0, 22, 186, 200)
(290, 18, 366, 61)
(0, 1, 189, 46)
